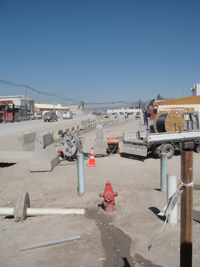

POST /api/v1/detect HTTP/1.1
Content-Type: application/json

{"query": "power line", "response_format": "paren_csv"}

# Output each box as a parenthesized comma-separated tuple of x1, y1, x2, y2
(26, 84, 53, 96)
(84, 101, 135, 105)
(54, 94, 80, 104)
(0, 79, 53, 96)
(0, 78, 136, 106)
(0, 79, 24, 87)
(0, 79, 80, 102)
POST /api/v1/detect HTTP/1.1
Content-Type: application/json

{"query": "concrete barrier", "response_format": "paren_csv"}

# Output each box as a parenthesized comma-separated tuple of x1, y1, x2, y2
(80, 120, 89, 130)
(75, 125, 80, 132)
(29, 133, 59, 172)
(57, 130, 63, 136)
(56, 119, 96, 139)
(80, 120, 86, 130)
(16, 132, 36, 151)
(93, 124, 107, 155)
(95, 124, 104, 140)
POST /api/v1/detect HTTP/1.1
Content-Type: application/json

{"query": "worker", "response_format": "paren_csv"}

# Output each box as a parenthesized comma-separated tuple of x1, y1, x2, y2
(124, 112, 127, 121)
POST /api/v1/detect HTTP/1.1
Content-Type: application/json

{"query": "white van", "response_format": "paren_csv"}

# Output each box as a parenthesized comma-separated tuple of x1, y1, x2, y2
(63, 111, 73, 119)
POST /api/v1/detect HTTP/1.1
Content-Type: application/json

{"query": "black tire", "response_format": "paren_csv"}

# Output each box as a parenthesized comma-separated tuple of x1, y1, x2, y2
(161, 144, 174, 159)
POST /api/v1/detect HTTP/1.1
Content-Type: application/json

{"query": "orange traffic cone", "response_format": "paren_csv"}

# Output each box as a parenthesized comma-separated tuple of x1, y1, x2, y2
(87, 147, 98, 167)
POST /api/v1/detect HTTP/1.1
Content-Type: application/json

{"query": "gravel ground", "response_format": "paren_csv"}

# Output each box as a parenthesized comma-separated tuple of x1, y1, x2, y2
(0, 116, 200, 267)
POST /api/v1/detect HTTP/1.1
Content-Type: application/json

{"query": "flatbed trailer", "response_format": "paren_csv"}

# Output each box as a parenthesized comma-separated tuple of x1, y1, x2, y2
(121, 130, 200, 159)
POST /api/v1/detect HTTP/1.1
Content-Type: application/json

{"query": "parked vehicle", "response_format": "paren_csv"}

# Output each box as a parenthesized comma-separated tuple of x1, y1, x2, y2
(27, 111, 34, 120)
(135, 112, 141, 118)
(104, 113, 110, 118)
(34, 112, 42, 119)
(63, 111, 73, 119)
(121, 130, 200, 159)
(44, 111, 58, 122)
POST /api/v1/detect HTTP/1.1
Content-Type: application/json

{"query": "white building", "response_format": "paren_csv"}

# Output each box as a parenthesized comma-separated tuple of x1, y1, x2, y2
(0, 95, 34, 111)
(191, 84, 200, 96)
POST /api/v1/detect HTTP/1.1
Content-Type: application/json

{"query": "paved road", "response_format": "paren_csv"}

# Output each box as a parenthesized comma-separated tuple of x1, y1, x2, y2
(0, 113, 137, 151)
(0, 114, 90, 134)
(0, 114, 96, 151)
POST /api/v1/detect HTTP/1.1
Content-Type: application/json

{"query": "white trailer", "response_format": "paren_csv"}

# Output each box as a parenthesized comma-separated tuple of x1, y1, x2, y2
(121, 130, 200, 159)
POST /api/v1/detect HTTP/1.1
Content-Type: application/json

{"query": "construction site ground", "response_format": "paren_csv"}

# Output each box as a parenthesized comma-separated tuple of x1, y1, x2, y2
(0, 115, 200, 267)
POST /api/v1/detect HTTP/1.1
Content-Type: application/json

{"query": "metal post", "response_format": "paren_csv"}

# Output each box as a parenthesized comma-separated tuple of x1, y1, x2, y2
(180, 150, 193, 267)
(53, 92, 55, 111)
(167, 173, 178, 224)
(77, 153, 85, 195)
(160, 153, 168, 192)
(25, 82, 27, 110)
(147, 117, 150, 132)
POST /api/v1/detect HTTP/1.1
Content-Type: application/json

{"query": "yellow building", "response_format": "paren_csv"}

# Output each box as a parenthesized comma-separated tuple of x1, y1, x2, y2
(153, 83, 200, 113)
(34, 103, 80, 116)
(153, 95, 200, 113)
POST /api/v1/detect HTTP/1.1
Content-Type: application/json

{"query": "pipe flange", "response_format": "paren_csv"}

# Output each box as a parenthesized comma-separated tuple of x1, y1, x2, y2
(59, 131, 79, 158)
(14, 192, 30, 222)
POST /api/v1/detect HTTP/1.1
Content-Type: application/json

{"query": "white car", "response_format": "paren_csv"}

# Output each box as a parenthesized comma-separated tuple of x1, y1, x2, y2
(34, 112, 42, 119)
(135, 112, 141, 118)
(63, 111, 73, 119)
(104, 113, 110, 118)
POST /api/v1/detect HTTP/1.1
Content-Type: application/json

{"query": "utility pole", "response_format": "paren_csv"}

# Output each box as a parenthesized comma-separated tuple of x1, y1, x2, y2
(53, 92, 55, 111)
(25, 82, 27, 111)
(68, 98, 70, 111)
(180, 150, 193, 267)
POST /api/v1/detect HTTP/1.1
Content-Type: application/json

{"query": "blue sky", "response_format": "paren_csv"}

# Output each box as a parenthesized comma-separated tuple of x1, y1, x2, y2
(0, 0, 199, 108)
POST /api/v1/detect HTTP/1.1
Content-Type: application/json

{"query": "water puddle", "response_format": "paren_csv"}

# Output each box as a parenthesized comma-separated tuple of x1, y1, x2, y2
(86, 208, 133, 267)
(86, 208, 163, 267)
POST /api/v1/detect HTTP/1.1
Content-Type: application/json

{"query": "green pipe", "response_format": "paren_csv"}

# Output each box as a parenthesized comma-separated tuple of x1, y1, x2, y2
(77, 153, 85, 195)
(160, 153, 168, 192)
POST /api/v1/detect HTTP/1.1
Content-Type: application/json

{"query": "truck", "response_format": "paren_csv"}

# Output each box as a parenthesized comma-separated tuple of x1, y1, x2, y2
(121, 130, 200, 159)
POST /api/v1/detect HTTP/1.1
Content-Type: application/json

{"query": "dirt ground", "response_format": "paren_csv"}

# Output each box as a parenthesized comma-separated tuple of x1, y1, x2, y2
(0, 116, 200, 267)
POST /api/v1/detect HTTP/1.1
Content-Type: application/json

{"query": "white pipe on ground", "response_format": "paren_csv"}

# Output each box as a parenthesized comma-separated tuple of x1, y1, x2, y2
(27, 208, 85, 216)
(0, 207, 85, 216)
(0, 207, 14, 215)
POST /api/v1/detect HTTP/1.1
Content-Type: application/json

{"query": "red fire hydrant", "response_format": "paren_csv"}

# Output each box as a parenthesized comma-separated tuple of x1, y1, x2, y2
(58, 149, 64, 158)
(99, 181, 118, 213)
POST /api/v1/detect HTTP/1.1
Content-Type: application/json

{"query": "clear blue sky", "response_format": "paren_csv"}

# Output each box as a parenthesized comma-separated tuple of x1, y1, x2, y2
(0, 0, 199, 108)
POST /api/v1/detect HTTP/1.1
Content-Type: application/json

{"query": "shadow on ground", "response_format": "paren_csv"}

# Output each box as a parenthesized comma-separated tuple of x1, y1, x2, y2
(148, 207, 166, 222)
